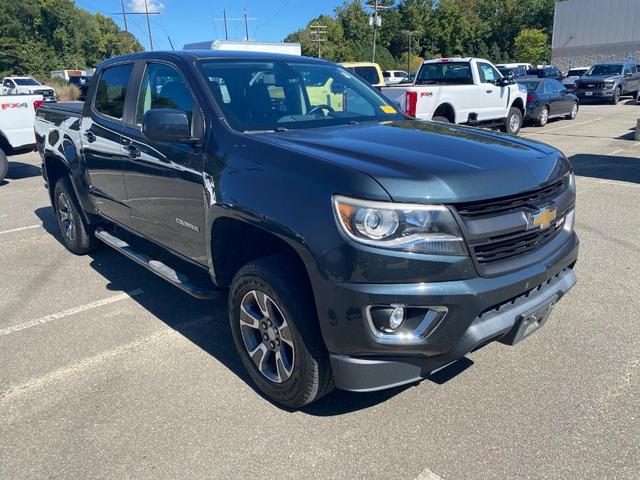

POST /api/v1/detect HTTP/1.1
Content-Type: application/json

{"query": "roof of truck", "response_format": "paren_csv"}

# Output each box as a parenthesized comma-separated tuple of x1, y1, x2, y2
(100, 49, 327, 66)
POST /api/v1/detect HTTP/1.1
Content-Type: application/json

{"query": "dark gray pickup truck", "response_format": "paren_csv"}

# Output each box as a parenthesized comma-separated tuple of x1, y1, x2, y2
(34, 50, 578, 407)
(574, 61, 640, 104)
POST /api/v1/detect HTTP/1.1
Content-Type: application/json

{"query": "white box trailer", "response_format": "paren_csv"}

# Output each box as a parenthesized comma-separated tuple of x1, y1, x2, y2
(50, 69, 86, 81)
(183, 40, 301, 56)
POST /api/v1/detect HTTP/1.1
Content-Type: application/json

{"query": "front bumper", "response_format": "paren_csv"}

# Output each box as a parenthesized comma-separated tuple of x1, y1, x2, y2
(315, 233, 579, 392)
(575, 88, 615, 99)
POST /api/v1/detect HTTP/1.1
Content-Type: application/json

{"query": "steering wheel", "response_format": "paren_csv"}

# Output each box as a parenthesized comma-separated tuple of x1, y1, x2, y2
(307, 104, 335, 116)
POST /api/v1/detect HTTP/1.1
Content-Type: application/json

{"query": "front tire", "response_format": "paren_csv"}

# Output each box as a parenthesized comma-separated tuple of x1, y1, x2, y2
(229, 255, 334, 408)
(502, 107, 523, 135)
(0, 148, 8, 183)
(566, 101, 579, 120)
(54, 177, 97, 255)
(611, 87, 621, 105)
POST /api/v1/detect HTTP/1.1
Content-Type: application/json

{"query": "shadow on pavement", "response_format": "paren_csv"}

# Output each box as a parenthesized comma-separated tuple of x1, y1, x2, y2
(569, 153, 640, 184)
(34, 205, 469, 415)
(6, 161, 41, 180)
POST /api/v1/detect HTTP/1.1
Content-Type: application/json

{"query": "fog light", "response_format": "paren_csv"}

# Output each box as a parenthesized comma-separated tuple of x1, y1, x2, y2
(389, 306, 405, 330)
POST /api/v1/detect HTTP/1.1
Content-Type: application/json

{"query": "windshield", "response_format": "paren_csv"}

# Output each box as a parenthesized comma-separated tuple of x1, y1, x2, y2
(587, 64, 623, 76)
(416, 62, 473, 85)
(14, 78, 42, 86)
(197, 60, 403, 132)
(518, 81, 541, 92)
(567, 69, 587, 77)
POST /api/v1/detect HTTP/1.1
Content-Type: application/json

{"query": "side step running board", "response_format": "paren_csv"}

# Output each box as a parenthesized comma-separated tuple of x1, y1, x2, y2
(95, 227, 222, 300)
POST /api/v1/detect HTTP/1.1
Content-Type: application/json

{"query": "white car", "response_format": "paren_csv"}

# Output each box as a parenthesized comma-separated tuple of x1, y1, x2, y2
(383, 70, 410, 85)
(381, 58, 528, 135)
(2, 76, 56, 102)
(0, 93, 43, 182)
(562, 67, 589, 90)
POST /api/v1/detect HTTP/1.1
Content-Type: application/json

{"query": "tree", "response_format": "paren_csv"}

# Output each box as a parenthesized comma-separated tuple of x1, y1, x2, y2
(514, 28, 551, 65)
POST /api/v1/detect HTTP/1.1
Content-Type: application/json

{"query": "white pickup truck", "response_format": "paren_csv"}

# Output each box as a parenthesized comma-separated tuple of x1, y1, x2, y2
(2, 76, 56, 102)
(381, 57, 528, 135)
(0, 94, 43, 182)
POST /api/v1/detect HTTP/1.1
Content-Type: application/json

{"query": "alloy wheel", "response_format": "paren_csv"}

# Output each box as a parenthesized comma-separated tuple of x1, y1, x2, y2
(239, 290, 295, 383)
(509, 112, 521, 133)
(540, 107, 549, 126)
(570, 103, 578, 119)
(57, 192, 76, 241)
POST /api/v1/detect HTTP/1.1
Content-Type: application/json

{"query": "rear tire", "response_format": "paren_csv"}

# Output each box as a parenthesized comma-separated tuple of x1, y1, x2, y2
(0, 148, 8, 183)
(229, 255, 334, 408)
(535, 106, 549, 127)
(53, 177, 97, 255)
(432, 116, 450, 123)
(502, 107, 523, 135)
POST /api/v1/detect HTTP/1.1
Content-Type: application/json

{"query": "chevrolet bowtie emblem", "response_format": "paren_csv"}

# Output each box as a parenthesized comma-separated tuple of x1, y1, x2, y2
(528, 207, 557, 230)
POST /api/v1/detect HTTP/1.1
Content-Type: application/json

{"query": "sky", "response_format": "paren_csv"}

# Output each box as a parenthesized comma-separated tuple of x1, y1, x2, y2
(76, 0, 346, 51)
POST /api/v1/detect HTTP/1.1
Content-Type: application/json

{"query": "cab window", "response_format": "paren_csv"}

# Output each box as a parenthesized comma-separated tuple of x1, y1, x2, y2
(136, 63, 195, 127)
(94, 64, 133, 120)
(477, 63, 500, 84)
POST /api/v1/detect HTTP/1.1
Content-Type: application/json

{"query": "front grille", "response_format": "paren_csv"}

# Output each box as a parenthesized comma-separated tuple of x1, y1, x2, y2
(456, 176, 568, 219)
(472, 221, 564, 264)
(40, 90, 55, 99)
(576, 82, 603, 89)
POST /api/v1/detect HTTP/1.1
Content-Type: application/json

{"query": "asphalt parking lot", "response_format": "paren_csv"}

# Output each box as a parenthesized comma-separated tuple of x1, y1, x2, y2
(1, 101, 639, 480)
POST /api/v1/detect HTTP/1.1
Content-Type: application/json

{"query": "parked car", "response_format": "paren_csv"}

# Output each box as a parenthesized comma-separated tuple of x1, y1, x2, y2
(340, 62, 385, 88)
(574, 61, 640, 104)
(562, 67, 589, 91)
(381, 57, 528, 135)
(35, 50, 578, 407)
(497, 65, 528, 79)
(1, 76, 56, 102)
(68, 75, 92, 100)
(518, 77, 579, 126)
(0, 93, 43, 182)
(526, 66, 563, 81)
(383, 70, 409, 85)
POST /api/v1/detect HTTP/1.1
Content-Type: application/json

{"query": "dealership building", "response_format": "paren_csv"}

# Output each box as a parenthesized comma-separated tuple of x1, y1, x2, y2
(552, 0, 640, 71)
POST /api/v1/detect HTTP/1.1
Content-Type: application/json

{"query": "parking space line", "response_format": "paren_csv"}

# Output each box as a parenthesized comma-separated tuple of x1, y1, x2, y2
(0, 225, 40, 235)
(413, 467, 444, 480)
(521, 117, 602, 136)
(0, 289, 144, 336)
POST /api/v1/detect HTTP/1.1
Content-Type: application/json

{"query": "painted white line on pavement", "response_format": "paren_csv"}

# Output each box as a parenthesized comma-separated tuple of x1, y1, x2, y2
(0, 225, 40, 235)
(0, 289, 144, 337)
(521, 117, 603, 136)
(413, 467, 444, 480)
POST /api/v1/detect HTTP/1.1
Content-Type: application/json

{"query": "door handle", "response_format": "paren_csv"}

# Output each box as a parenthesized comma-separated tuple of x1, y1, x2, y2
(126, 145, 140, 158)
(486, 89, 493, 93)
(83, 131, 96, 143)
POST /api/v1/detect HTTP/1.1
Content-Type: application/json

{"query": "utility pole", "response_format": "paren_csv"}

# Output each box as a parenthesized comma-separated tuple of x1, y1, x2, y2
(309, 24, 327, 58)
(365, 0, 389, 63)
(401, 30, 419, 75)
(215, 10, 256, 42)
(112, 4, 160, 52)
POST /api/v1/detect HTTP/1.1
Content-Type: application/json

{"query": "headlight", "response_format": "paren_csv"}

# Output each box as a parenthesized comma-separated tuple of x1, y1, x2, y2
(604, 81, 615, 88)
(332, 195, 467, 255)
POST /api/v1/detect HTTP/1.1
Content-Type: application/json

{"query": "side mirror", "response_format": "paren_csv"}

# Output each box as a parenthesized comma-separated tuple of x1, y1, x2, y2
(142, 109, 191, 143)
(499, 71, 514, 86)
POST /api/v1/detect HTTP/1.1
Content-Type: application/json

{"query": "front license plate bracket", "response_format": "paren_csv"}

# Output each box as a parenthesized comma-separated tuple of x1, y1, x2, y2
(499, 300, 555, 346)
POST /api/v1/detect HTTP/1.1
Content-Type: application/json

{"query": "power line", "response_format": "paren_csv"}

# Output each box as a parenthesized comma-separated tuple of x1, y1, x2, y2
(214, 8, 257, 41)
(112, 3, 161, 51)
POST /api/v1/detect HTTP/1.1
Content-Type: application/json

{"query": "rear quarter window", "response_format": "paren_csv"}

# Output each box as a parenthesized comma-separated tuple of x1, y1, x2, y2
(94, 64, 134, 120)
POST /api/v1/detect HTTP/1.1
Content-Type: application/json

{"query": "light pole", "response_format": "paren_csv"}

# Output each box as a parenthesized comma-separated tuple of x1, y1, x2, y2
(401, 30, 419, 76)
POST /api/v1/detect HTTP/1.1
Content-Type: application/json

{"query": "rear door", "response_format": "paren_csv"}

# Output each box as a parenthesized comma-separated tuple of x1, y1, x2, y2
(476, 62, 507, 120)
(82, 62, 135, 227)
(120, 60, 208, 264)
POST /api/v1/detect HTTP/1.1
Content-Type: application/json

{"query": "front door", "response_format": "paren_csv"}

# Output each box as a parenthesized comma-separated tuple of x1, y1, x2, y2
(121, 61, 207, 264)
(82, 63, 135, 228)
(477, 62, 507, 120)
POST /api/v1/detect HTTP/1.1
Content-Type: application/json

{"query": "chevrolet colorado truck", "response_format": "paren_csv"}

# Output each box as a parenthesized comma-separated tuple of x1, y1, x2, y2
(574, 61, 640, 104)
(381, 58, 528, 135)
(35, 51, 578, 407)
(1, 93, 44, 182)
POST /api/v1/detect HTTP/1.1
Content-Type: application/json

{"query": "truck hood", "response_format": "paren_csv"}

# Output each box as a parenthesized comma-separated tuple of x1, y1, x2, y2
(253, 121, 569, 203)
(579, 75, 620, 83)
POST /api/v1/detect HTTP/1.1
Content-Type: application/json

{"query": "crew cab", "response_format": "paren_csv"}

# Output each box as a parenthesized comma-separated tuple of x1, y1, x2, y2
(381, 58, 528, 135)
(2, 76, 56, 102)
(0, 93, 44, 182)
(35, 51, 578, 408)
(574, 61, 640, 104)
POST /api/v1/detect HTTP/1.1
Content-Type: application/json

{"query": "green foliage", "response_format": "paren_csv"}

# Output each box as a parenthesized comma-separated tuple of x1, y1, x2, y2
(284, 0, 556, 70)
(514, 28, 551, 65)
(0, 0, 143, 78)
